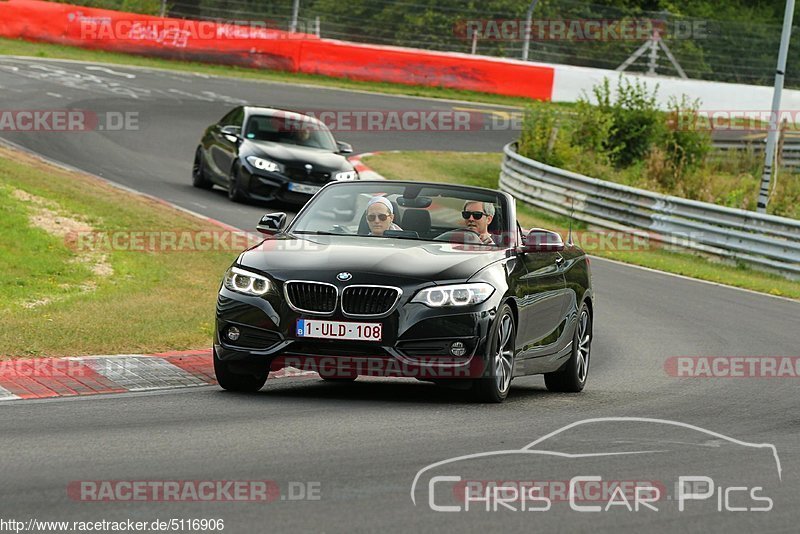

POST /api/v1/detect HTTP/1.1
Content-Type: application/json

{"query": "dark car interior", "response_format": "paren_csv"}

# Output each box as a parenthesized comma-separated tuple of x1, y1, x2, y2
(354, 193, 507, 245)
(244, 115, 333, 150)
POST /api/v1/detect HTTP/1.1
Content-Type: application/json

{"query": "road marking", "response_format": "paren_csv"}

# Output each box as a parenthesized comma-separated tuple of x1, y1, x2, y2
(0, 385, 20, 401)
(0, 56, 523, 110)
(452, 106, 517, 120)
(85, 66, 136, 79)
(590, 255, 800, 304)
(46, 92, 63, 98)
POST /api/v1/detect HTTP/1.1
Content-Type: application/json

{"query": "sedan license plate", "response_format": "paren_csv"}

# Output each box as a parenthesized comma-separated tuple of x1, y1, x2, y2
(296, 319, 382, 341)
(288, 182, 321, 194)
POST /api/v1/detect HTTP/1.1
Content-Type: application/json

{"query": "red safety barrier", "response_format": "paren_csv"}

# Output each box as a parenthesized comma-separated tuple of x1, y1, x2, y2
(0, 0, 309, 69)
(0, 0, 554, 100)
(297, 39, 554, 100)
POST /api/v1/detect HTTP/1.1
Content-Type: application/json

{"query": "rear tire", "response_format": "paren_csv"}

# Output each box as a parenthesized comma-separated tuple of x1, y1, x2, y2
(471, 304, 516, 403)
(544, 304, 592, 393)
(214, 351, 268, 392)
(192, 147, 213, 190)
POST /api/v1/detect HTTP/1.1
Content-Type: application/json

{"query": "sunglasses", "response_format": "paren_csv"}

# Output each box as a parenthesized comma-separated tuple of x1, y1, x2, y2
(367, 213, 391, 222)
(462, 211, 488, 220)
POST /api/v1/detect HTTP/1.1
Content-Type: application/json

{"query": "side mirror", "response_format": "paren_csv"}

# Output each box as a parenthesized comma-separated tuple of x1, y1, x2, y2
(220, 125, 242, 143)
(336, 141, 354, 154)
(521, 229, 564, 253)
(257, 212, 286, 235)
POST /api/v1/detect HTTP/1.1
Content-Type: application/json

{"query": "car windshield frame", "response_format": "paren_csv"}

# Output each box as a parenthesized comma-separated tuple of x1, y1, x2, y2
(287, 181, 515, 247)
(243, 113, 338, 151)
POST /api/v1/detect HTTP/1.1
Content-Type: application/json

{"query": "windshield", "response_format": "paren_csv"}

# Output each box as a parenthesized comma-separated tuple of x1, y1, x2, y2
(244, 114, 338, 151)
(289, 182, 509, 246)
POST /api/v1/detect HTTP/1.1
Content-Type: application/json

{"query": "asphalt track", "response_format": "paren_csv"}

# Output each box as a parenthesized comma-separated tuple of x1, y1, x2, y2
(1, 57, 799, 533)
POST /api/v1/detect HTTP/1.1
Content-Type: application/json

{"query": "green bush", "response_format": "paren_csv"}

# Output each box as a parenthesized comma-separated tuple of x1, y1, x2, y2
(594, 77, 667, 168)
(517, 104, 574, 168)
(571, 95, 618, 166)
(664, 95, 712, 172)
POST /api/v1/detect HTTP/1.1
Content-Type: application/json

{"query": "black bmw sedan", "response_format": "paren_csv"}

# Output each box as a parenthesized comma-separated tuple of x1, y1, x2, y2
(214, 181, 594, 402)
(192, 106, 358, 204)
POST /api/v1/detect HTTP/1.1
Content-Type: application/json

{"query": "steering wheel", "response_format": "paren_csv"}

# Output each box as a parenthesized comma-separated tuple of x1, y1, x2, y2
(434, 228, 483, 244)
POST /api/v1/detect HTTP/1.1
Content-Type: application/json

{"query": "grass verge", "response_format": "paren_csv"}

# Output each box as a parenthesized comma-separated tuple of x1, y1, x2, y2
(0, 145, 241, 358)
(364, 151, 800, 300)
(0, 37, 550, 109)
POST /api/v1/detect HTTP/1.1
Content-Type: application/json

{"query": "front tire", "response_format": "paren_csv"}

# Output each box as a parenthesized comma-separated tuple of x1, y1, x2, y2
(471, 304, 516, 403)
(544, 304, 592, 392)
(227, 166, 247, 203)
(192, 147, 213, 190)
(214, 351, 268, 392)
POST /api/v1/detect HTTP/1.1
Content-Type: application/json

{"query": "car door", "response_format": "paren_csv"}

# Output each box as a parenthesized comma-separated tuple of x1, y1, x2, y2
(208, 107, 244, 181)
(516, 243, 568, 359)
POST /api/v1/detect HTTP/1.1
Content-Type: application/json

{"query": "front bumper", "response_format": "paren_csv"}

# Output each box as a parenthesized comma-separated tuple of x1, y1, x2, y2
(214, 286, 496, 380)
(241, 165, 356, 205)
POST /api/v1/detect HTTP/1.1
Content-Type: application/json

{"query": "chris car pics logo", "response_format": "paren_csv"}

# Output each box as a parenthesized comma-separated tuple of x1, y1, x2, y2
(411, 417, 781, 514)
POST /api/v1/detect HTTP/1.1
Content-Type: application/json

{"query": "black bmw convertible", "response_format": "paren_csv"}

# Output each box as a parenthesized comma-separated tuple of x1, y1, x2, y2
(214, 180, 594, 402)
(192, 106, 358, 204)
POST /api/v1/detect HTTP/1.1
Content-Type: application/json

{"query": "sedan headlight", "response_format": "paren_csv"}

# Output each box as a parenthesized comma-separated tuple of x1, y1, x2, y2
(334, 170, 358, 181)
(246, 156, 281, 173)
(223, 267, 271, 296)
(411, 283, 495, 307)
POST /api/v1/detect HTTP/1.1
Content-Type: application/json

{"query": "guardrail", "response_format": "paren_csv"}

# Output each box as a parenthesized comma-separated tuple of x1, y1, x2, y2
(499, 143, 800, 280)
(711, 138, 800, 168)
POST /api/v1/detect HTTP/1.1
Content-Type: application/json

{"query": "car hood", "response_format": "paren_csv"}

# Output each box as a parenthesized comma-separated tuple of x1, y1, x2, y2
(243, 141, 352, 170)
(237, 234, 506, 283)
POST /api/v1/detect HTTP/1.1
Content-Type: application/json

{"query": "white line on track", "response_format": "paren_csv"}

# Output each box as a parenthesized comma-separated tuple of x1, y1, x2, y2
(85, 65, 136, 79)
(0, 56, 522, 110)
(589, 255, 800, 305)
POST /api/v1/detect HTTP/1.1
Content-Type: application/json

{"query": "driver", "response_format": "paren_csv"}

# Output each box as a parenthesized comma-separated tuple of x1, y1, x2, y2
(461, 200, 496, 245)
(366, 196, 402, 236)
(293, 128, 312, 144)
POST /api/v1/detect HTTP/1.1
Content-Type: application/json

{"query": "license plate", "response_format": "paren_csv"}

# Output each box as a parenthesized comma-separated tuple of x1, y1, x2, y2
(296, 319, 382, 341)
(288, 182, 321, 194)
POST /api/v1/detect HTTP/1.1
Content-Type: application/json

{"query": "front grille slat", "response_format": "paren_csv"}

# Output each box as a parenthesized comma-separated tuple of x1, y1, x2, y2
(342, 285, 400, 317)
(285, 281, 337, 315)
(284, 167, 331, 184)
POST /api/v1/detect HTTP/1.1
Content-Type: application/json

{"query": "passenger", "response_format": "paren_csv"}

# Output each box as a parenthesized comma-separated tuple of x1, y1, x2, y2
(462, 200, 496, 245)
(366, 196, 402, 236)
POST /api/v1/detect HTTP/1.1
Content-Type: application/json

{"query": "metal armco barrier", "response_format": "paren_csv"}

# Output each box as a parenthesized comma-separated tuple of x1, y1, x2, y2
(712, 139, 800, 169)
(500, 143, 800, 280)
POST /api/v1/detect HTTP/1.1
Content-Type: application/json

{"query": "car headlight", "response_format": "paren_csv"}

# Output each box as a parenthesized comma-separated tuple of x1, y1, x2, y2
(411, 283, 495, 307)
(223, 267, 271, 296)
(334, 170, 358, 181)
(246, 156, 281, 173)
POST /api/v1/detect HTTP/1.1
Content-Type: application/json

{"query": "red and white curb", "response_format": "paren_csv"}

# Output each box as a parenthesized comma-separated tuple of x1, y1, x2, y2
(349, 152, 388, 181)
(0, 350, 314, 401)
